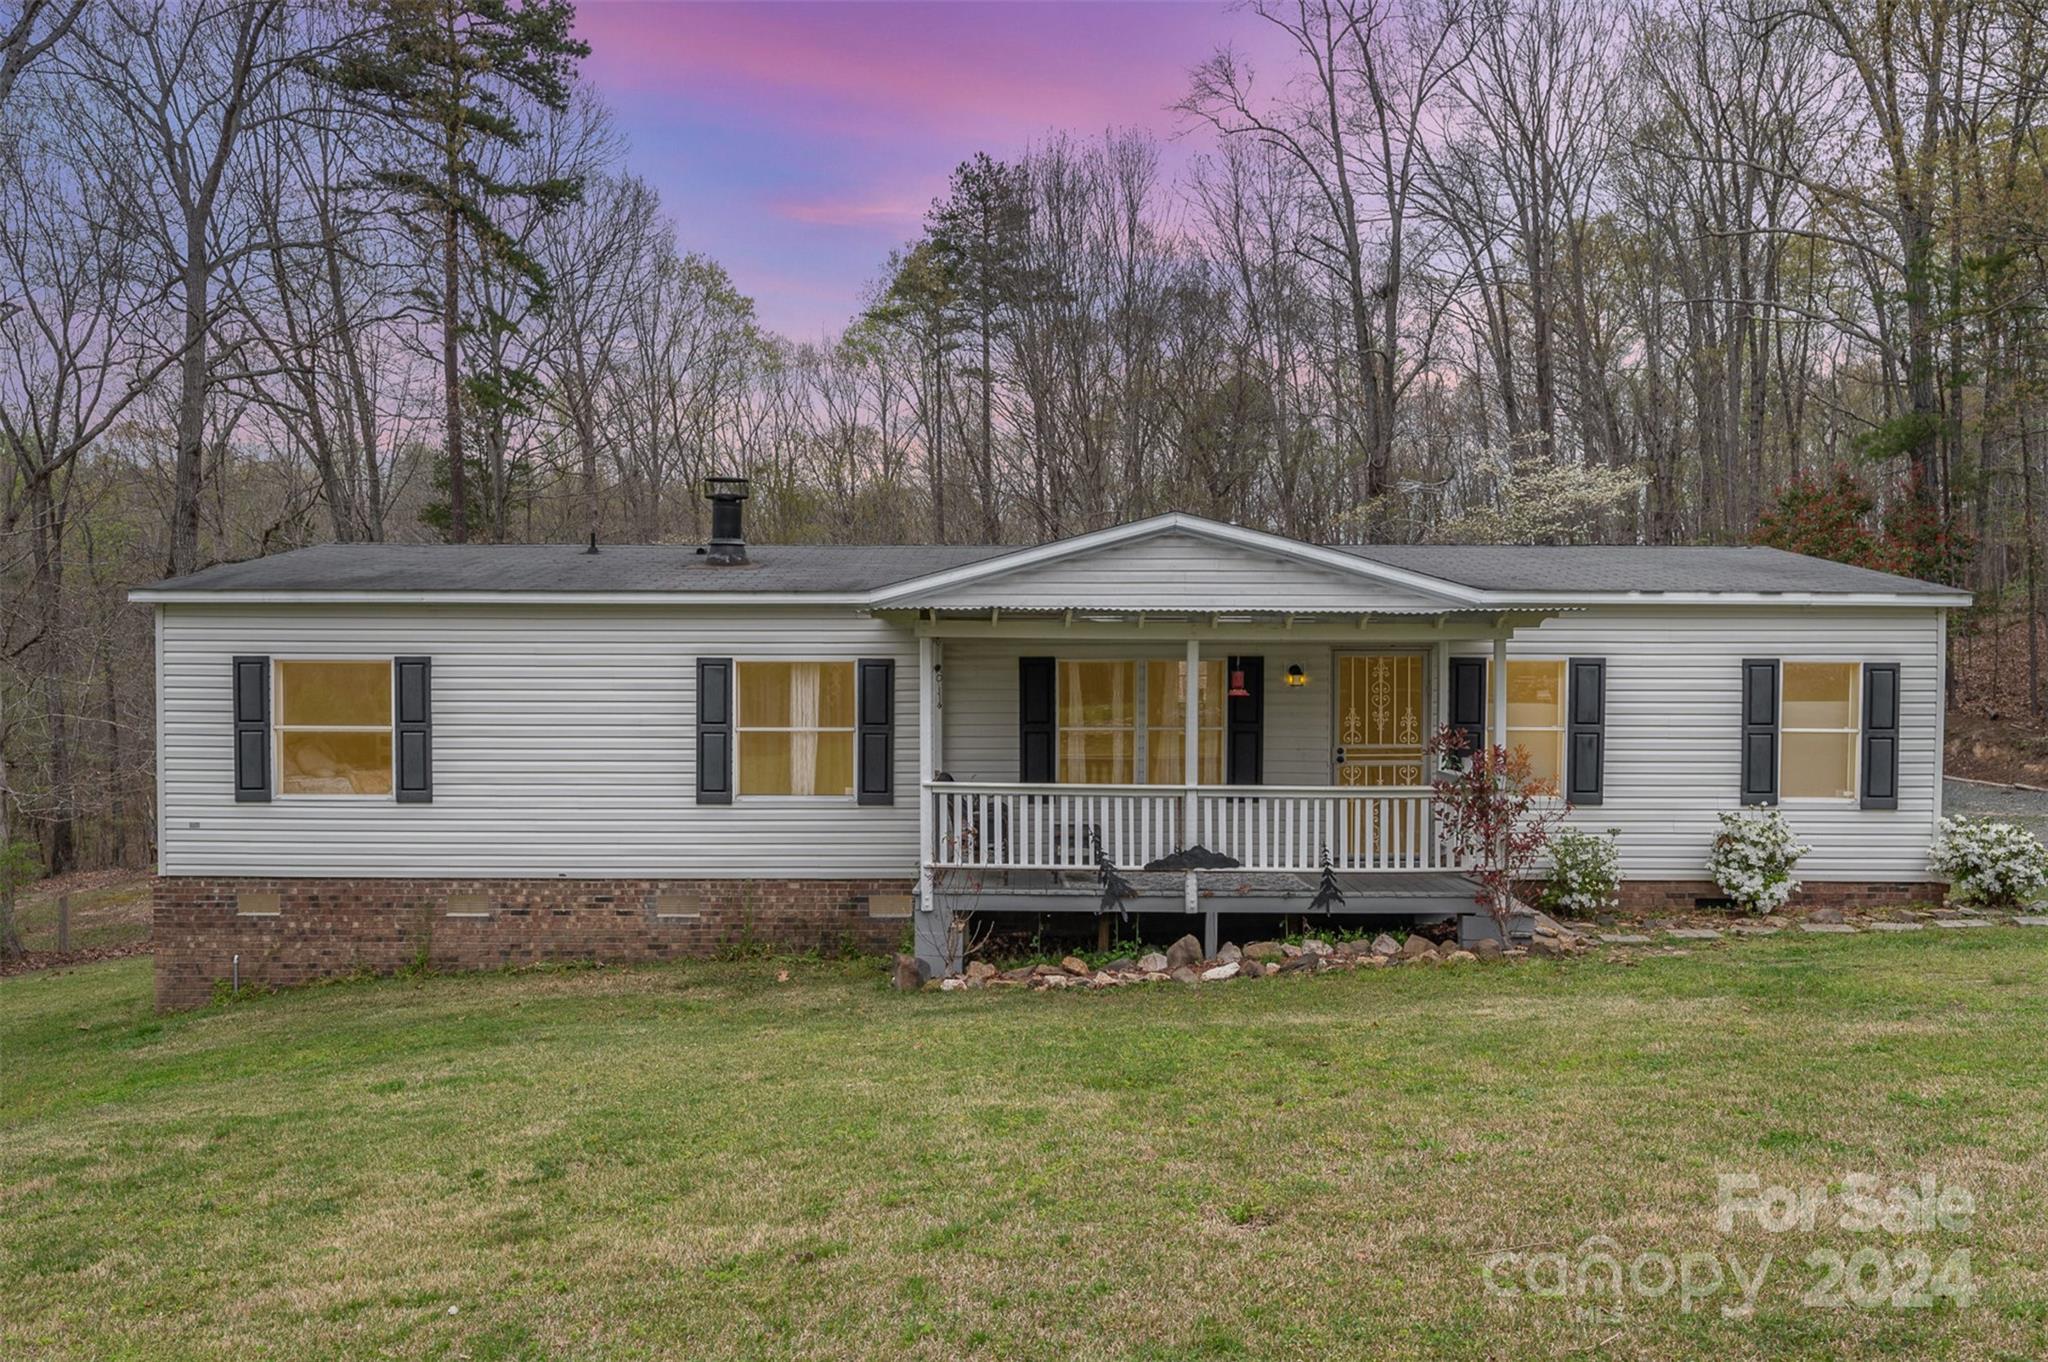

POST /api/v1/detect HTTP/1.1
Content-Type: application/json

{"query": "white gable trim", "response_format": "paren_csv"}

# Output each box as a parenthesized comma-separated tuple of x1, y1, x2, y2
(865, 513, 1489, 609)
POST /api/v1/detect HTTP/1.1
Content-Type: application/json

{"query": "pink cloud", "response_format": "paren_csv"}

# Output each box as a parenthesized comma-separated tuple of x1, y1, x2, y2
(579, 1, 1221, 139)
(771, 189, 934, 229)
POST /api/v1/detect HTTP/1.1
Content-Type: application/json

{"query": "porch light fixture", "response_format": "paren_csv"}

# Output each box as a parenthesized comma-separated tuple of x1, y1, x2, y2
(1228, 668, 1251, 699)
(1286, 664, 1309, 687)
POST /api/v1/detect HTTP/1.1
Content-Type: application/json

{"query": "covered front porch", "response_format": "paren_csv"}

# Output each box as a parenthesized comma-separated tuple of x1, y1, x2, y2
(895, 607, 1546, 973)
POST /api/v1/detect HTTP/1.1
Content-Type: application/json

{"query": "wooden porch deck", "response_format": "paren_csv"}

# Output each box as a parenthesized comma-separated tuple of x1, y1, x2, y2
(932, 867, 1476, 913)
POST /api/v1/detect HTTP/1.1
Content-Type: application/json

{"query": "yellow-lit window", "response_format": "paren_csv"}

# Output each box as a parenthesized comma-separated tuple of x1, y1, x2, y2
(1488, 659, 1565, 793)
(275, 659, 393, 796)
(1058, 660, 1137, 784)
(737, 661, 856, 797)
(1782, 661, 1859, 799)
(1144, 660, 1225, 784)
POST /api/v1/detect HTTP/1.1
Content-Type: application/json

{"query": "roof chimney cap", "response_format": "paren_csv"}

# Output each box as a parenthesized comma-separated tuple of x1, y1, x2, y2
(704, 476, 750, 565)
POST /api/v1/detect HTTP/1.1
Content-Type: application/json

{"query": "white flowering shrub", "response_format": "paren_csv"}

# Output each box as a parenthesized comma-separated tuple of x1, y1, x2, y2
(1540, 827, 1622, 916)
(1931, 816, 2048, 910)
(1707, 810, 1811, 914)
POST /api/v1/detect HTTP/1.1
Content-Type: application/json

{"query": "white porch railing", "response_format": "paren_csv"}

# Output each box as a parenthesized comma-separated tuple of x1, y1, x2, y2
(930, 783, 1187, 870)
(1193, 785, 1451, 872)
(927, 782, 1460, 873)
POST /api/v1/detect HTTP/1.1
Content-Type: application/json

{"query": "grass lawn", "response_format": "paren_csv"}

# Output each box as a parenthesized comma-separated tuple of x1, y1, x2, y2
(7, 871, 153, 954)
(4, 935, 2048, 1360)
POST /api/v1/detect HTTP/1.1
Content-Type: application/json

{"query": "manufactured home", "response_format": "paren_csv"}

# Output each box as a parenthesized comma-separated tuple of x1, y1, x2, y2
(133, 486, 1968, 1007)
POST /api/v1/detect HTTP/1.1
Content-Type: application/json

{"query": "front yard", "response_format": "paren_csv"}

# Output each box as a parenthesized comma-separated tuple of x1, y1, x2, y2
(4, 933, 2047, 1360)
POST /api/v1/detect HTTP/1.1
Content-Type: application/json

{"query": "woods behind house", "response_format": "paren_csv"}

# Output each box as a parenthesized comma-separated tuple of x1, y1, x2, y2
(3, 0, 2046, 882)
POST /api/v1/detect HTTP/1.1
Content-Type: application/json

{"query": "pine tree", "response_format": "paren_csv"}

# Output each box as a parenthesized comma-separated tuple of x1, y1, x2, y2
(317, 0, 587, 542)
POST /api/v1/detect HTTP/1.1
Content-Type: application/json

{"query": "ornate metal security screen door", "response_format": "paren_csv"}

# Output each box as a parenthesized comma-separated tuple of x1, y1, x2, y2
(1335, 653, 1427, 786)
(1333, 652, 1430, 865)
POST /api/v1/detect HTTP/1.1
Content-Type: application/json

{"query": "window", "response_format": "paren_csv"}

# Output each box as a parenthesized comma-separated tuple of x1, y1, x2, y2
(1487, 659, 1565, 793)
(275, 660, 393, 796)
(1058, 660, 1137, 784)
(1144, 659, 1225, 784)
(1782, 661, 1859, 799)
(737, 661, 855, 797)
(1055, 659, 1226, 785)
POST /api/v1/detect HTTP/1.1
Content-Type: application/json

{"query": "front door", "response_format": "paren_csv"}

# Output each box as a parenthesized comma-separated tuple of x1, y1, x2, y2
(1334, 652, 1427, 788)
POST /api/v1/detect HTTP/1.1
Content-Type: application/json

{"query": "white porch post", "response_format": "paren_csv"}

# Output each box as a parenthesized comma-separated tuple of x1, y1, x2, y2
(917, 633, 936, 908)
(1183, 639, 1200, 784)
(1491, 631, 1509, 751)
(1184, 638, 1200, 913)
(1431, 638, 1450, 747)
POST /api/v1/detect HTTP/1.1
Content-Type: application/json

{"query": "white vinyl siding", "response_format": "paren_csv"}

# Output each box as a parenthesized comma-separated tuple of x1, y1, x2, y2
(939, 609, 1943, 883)
(1473, 608, 1942, 882)
(156, 603, 920, 877)
(938, 639, 1341, 788)
(157, 598, 1947, 885)
(914, 531, 1457, 612)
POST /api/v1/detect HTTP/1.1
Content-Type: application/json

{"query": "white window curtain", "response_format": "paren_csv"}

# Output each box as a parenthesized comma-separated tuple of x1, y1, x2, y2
(788, 662, 821, 795)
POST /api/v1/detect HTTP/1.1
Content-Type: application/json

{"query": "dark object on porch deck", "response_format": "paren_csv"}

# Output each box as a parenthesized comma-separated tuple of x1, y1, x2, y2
(1309, 845, 1345, 913)
(1092, 828, 1136, 917)
(1142, 844, 1243, 872)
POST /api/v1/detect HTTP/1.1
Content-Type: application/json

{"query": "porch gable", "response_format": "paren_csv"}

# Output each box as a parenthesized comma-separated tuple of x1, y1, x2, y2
(880, 520, 1474, 610)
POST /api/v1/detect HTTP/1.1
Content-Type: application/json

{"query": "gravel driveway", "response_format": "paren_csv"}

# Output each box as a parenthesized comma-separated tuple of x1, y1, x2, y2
(1944, 777, 2048, 841)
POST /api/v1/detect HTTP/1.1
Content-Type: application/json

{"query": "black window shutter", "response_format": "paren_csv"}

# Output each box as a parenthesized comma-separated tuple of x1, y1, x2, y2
(1447, 656, 1487, 758)
(1740, 658, 1779, 805)
(697, 658, 734, 805)
(1566, 657, 1605, 806)
(394, 656, 432, 803)
(856, 657, 895, 805)
(1226, 655, 1264, 785)
(1861, 662, 1900, 810)
(1019, 656, 1056, 782)
(232, 655, 271, 803)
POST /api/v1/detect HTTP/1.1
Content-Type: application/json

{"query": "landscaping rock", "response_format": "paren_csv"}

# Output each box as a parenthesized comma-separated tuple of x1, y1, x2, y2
(1867, 921, 1924, 932)
(965, 960, 998, 984)
(1932, 917, 1994, 929)
(1666, 928, 1722, 941)
(1060, 955, 1092, 976)
(1472, 938, 1503, 961)
(1399, 935, 1435, 960)
(1169, 965, 1200, 984)
(1165, 934, 1204, 969)
(1136, 952, 1170, 973)
(2016, 916, 2048, 927)
(1217, 942, 1243, 963)
(1244, 941, 1286, 962)
(939, 976, 965, 991)
(1597, 933, 1653, 945)
(1201, 961, 1241, 982)
(1240, 960, 1266, 978)
(893, 954, 929, 991)
(1301, 938, 1332, 956)
(1398, 951, 1436, 967)
(1103, 957, 1137, 973)
(1528, 935, 1567, 958)
(1371, 933, 1401, 957)
(1443, 949, 1478, 965)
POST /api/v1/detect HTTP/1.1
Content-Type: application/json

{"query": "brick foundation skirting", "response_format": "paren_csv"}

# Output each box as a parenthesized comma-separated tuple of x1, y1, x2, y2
(1513, 879, 1943, 915)
(151, 876, 916, 1011)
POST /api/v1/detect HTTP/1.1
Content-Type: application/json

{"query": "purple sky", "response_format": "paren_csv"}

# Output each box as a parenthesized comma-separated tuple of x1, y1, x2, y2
(576, 1, 1280, 337)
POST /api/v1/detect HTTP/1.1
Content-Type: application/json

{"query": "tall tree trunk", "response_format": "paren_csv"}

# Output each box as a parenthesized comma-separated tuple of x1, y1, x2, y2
(168, 246, 209, 575)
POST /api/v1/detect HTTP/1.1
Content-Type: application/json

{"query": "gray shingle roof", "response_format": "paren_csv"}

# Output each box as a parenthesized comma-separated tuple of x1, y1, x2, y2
(1334, 544, 1960, 597)
(139, 537, 1960, 600)
(147, 542, 1011, 595)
